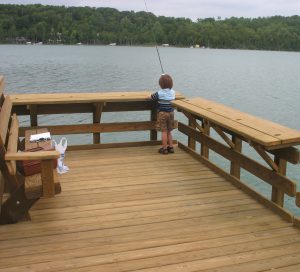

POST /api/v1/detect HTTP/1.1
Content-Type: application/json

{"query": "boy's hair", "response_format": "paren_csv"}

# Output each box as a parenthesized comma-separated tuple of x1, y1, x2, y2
(159, 74, 173, 89)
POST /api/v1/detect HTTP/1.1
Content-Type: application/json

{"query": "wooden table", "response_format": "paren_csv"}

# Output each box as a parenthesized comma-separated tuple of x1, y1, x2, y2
(173, 97, 300, 150)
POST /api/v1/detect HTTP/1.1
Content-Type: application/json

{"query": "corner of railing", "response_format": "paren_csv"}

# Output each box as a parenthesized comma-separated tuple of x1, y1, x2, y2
(174, 98, 300, 223)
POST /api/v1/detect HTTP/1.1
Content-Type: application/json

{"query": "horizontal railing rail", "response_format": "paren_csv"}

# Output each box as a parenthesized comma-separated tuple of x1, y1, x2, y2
(19, 121, 157, 137)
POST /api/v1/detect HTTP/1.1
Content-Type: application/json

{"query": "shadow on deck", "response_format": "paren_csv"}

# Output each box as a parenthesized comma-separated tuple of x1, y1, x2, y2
(1, 145, 300, 272)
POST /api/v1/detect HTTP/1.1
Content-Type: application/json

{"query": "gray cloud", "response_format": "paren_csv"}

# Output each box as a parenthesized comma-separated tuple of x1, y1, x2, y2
(0, 0, 299, 20)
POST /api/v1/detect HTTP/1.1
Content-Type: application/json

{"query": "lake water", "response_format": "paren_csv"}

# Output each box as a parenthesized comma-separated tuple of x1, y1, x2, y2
(1, 44, 300, 215)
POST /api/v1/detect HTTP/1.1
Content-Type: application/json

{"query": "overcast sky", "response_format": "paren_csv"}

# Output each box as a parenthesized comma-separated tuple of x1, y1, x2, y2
(1, 0, 300, 20)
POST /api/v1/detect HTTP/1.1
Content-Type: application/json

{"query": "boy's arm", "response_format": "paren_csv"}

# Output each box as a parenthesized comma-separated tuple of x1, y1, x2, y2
(149, 92, 159, 101)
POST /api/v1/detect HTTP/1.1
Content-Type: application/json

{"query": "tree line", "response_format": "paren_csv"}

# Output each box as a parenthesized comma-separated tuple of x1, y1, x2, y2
(1, 4, 300, 51)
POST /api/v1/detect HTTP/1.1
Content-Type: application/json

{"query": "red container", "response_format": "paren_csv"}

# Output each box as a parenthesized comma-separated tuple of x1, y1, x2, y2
(17, 146, 57, 176)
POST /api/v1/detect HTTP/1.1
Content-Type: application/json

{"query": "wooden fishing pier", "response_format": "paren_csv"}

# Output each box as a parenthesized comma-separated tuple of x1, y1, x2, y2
(1, 75, 300, 271)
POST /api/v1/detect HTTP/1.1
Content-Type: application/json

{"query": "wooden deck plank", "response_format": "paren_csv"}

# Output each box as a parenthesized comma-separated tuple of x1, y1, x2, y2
(1, 233, 300, 272)
(0, 146, 299, 272)
(260, 263, 300, 272)
(201, 252, 300, 271)
(1, 230, 299, 271)
(0, 209, 280, 250)
(1, 225, 297, 263)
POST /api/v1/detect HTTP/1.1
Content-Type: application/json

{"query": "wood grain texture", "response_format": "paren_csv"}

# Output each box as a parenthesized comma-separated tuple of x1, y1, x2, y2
(230, 135, 242, 179)
(19, 121, 157, 136)
(178, 142, 294, 223)
(92, 102, 104, 144)
(173, 98, 300, 148)
(0, 172, 4, 214)
(269, 147, 300, 164)
(296, 192, 300, 208)
(40, 160, 55, 197)
(271, 156, 287, 207)
(5, 151, 60, 160)
(10, 91, 185, 105)
(0, 95, 12, 145)
(179, 122, 297, 196)
(191, 97, 300, 145)
(5, 114, 18, 175)
(25, 170, 61, 199)
(0, 145, 299, 271)
(0, 75, 4, 94)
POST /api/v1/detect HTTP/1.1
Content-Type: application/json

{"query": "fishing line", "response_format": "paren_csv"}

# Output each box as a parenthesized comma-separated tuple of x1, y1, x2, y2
(143, 0, 165, 74)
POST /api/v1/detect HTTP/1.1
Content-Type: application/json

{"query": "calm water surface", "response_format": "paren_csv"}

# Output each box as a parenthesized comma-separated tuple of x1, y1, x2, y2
(1, 44, 300, 214)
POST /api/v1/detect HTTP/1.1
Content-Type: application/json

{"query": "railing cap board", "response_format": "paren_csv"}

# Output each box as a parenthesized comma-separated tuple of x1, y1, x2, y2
(5, 151, 60, 160)
(173, 98, 300, 150)
(0, 96, 12, 146)
(269, 147, 300, 165)
(9, 91, 185, 105)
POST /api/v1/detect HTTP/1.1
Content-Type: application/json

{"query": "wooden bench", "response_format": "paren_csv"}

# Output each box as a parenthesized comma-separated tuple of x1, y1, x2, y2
(0, 76, 61, 224)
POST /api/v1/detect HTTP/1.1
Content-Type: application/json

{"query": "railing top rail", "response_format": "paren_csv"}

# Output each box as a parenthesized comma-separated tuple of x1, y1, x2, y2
(9, 91, 185, 105)
(173, 97, 300, 150)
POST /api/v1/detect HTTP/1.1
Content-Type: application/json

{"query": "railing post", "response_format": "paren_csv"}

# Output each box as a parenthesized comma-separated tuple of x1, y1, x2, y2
(271, 155, 287, 207)
(230, 135, 242, 179)
(93, 103, 104, 144)
(29, 105, 38, 127)
(150, 108, 157, 141)
(201, 120, 210, 158)
(188, 117, 196, 150)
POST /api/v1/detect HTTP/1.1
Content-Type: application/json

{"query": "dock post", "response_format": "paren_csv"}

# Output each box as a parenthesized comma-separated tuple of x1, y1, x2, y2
(150, 108, 157, 141)
(271, 155, 287, 207)
(93, 103, 104, 144)
(201, 120, 210, 158)
(29, 105, 38, 127)
(230, 135, 242, 179)
(188, 118, 196, 150)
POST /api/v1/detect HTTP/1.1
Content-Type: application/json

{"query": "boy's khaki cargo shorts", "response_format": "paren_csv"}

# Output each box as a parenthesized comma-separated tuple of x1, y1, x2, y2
(156, 111, 174, 132)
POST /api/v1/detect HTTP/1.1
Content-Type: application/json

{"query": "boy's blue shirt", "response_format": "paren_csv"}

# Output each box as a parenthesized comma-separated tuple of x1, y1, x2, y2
(150, 88, 175, 112)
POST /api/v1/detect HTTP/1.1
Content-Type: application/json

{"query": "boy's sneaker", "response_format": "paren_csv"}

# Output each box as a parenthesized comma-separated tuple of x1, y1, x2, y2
(158, 147, 168, 155)
(167, 146, 175, 153)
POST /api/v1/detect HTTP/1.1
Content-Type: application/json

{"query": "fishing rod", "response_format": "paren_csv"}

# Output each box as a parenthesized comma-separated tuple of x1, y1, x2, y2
(143, 0, 165, 74)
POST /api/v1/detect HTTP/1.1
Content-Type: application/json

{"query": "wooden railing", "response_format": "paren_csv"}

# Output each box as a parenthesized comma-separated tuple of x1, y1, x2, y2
(173, 98, 300, 225)
(8, 91, 300, 226)
(10, 92, 184, 149)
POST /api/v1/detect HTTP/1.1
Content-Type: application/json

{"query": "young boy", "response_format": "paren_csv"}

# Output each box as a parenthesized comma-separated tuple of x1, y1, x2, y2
(150, 74, 175, 154)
